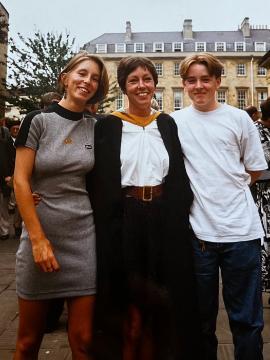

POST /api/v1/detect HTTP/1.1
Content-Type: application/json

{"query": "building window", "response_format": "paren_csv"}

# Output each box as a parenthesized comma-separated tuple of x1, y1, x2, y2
(257, 66, 267, 76)
(235, 42, 245, 51)
(155, 90, 163, 111)
(215, 42, 226, 52)
(174, 62, 180, 76)
(237, 89, 247, 109)
(115, 90, 124, 110)
(154, 63, 163, 76)
(216, 89, 227, 104)
(257, 89, 268, 108)
(237, 63, 246, 76)
(195, 42, 206, 52)
(173, 89, 183, 110)
(153, 42, 164, 52)
(172, 42, 183, 52)
(134, 43, 145, 52)
(221, 64, 226, 76)
(115, 43, 126, 53)
(96, 44, 107, 53)
(255, 42, 266, 52)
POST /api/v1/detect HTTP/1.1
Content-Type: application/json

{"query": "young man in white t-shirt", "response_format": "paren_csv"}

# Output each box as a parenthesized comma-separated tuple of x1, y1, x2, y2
(171, 53, 267, 360)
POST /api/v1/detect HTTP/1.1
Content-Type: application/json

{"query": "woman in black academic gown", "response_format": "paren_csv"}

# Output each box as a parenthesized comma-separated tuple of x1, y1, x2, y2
(89, 57, 204, 360)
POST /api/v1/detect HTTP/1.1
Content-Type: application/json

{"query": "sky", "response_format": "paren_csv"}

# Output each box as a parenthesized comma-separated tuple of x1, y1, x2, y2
(2, 0, 270, 50)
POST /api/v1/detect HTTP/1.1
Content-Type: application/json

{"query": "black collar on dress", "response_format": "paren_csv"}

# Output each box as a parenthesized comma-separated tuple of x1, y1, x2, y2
(47, 102, 84, 121)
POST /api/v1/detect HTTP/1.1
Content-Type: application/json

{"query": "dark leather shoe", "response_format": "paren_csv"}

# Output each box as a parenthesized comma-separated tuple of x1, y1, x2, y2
(0, 234, 9, 240)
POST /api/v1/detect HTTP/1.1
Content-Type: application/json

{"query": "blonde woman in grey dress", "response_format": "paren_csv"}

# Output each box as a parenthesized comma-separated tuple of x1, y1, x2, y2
(13, 52, 108, 359)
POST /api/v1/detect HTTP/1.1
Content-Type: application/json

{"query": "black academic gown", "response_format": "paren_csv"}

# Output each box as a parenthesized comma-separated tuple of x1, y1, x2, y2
(88, 113, 205, 360)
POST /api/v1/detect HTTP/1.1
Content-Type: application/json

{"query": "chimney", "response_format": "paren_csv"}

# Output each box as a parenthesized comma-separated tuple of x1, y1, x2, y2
(183, 19, 193, 39)
(125, 21, 132, 42)
(241, 17, 250, 37)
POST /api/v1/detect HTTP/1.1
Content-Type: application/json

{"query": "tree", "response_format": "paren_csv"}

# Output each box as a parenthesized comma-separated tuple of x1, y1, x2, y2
(3, 30, 75, 113)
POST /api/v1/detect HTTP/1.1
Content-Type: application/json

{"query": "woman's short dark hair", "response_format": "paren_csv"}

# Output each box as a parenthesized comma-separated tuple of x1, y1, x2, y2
(117, 56, 158, 93)
(58, 51, 109, 104)
(260, 97, 270, 121)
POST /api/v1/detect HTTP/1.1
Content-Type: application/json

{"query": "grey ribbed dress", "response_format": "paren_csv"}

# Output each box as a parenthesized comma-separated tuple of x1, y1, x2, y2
(15, 103, 96, 299)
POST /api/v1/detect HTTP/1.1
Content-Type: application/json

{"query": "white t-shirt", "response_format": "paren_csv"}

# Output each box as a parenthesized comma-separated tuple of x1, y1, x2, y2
(171, 104, 267, 243)
(120, 120, 169, 187)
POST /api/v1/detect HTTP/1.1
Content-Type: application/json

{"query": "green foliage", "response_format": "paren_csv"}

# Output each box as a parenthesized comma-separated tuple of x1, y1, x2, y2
(3, 30, 75, 113)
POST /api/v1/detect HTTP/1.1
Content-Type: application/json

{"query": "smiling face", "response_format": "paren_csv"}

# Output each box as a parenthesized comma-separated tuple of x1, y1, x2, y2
(183, 63, 221, 112)
(62, 59, 100, 111)
(125, 66, 156, 116)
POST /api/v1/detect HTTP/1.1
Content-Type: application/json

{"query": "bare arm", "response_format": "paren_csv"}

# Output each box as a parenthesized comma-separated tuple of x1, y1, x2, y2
(246, 170, 262, 185)
(14, 147, 59, 272)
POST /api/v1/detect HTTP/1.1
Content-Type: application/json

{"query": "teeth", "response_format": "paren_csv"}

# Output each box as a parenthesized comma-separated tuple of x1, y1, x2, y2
(79, 88, 88, 93)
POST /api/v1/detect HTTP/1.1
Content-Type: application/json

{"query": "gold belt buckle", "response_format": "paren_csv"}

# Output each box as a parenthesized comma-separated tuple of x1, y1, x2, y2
(142, 186, 153, 201)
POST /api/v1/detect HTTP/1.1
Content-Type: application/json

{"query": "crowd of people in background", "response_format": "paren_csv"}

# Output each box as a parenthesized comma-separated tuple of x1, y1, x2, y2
(0, 51, 270, 360)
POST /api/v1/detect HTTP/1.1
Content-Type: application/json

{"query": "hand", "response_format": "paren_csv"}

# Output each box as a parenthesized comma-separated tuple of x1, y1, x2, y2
(32, 192, 41, 206)
(32, 238, 60, 273)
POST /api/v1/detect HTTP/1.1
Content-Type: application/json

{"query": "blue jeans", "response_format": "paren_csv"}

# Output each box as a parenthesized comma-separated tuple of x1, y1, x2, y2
(192, 237, 264, 360)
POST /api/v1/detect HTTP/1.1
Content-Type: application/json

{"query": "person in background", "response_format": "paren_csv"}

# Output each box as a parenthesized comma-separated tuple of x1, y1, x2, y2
(0, 117, 11, 240)
(253, 98, 270, 301)
(4, 119, 22, 238)
(13, 51, 109, 359)
(244, 105, 261, 122)
(90, 56, 204, 360)
(40, 92, 62, 110)
(171, 53, 267, 360)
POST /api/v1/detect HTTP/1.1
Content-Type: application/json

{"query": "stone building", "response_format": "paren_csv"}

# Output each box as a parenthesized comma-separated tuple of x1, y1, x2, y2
(83, 17, 270, 113)
(0, 2, 8, 117)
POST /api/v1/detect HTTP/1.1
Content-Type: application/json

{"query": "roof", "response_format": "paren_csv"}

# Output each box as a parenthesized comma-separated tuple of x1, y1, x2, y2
(83, 27, 270, 54)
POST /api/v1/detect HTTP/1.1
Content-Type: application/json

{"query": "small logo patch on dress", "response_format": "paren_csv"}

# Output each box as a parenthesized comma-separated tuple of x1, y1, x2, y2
(85, 144, 93, 149)
(64, 137, 72, 144)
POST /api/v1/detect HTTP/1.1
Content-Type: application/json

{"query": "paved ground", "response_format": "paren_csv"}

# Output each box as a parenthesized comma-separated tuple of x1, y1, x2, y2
(0, 234, 269, 359)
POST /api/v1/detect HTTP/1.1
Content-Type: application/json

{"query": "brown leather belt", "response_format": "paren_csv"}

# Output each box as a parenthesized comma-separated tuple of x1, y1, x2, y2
(123, 185, 163, 202)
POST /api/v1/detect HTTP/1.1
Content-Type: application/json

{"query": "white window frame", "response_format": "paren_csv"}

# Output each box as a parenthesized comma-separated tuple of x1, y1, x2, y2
(115, 43, 126, 53)
(96, 44, 107, 53)
(153, 42, 164, 52)
(154, 63, 163, 76)
(115, 90, 124, 110)
(216, 89, 227, 104)
(195, 42, 206, 52)
(173, 89, 183, 110)
(237, 63, 246, 76)
(234, 42, 246, 52)
(134, 43, 145, 52)
(172, 42, 183, 52)
(155, 90, 163, 111)
(174, 62, 180, 76)
(255, 42, 266, 52)
(215, 42, 226, 52)
(257, 66, 267, 76)
(237, 89, 248, 109)
(257, 89, 268, 108)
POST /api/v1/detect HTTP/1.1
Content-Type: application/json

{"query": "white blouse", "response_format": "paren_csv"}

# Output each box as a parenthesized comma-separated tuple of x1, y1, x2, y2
(120, 120, 169, 187)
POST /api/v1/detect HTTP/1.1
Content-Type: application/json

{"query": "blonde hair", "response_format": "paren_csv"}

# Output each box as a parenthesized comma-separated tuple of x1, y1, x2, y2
(58, 51, 109, 104)
(180, 53, 224, 80)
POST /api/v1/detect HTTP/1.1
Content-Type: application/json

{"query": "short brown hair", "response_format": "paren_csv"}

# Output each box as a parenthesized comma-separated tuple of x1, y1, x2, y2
(58, 51, 109, 104)
(260, 98, 270, 121)
(180, 53, 224, 80)
(117, 56, 158, 93)
(244, 105, 258, 119)
(40, 92, 62, 109)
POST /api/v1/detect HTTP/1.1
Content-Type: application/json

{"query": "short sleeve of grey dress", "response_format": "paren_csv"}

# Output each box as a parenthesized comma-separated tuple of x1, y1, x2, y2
(15, 103, 96, 299)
